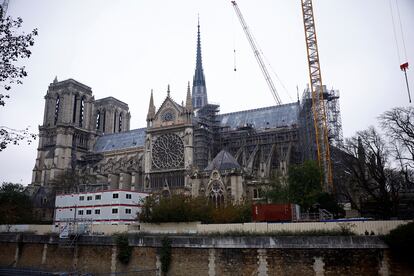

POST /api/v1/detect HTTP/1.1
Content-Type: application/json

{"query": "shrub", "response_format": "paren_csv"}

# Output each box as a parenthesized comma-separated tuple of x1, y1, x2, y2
(114, 234, 132, 265)
(211, 202, 252, 223)
(139, 194, 252, 224)
(383, 222, 414, 262)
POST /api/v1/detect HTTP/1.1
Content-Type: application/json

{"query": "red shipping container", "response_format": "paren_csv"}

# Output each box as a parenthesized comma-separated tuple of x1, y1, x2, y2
(252, 204, 300, 222)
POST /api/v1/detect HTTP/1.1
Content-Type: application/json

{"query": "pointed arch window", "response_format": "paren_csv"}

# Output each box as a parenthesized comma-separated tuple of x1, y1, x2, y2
(113, 110, 117, 132)
(79, 96, 85, 127)
(72, 95, 78, 123)
(209, 180, 225, 208)
(54, 96, 60, 125)
(102, 109, 106, 133)
(118, 113, 123, 132)
(96, 110, 101, 130)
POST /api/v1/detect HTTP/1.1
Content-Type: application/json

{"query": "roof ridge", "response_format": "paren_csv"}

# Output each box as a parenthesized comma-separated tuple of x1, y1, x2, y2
(95, 96, 129, 107)
(218, 102, 298, 117)
(99, 127, 147, 138)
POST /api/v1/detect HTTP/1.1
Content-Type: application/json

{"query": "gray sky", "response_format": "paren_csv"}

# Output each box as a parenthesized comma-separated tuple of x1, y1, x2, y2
(0, 0, 413, 185)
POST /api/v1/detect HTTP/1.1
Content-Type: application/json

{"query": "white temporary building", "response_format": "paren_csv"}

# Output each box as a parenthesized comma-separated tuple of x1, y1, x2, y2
(54, 189, 149, 225)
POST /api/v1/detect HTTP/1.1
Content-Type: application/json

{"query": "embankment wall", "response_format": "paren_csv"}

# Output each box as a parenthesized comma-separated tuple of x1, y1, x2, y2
(0, 234, 413, 275)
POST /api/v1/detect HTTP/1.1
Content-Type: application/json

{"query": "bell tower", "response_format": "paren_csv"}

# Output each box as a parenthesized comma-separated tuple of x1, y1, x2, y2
(32, 78, 96, 187)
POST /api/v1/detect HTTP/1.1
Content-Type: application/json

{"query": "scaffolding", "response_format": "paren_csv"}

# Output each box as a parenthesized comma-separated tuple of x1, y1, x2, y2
(193, 104, 220, 170)
(325, 89, 343, 148)
(299, 85, 343, 160)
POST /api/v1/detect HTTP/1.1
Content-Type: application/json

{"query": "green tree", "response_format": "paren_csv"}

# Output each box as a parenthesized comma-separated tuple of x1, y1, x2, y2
(264, 161, 344, 217)
(0, 182, 33, 224)
(315, 192, 345, 218)
(264, 178, 290, 204)
(288, 160, 323, 211)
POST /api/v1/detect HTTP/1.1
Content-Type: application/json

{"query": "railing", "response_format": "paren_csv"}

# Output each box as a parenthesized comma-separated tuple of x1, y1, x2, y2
(299, 209, 333, 221)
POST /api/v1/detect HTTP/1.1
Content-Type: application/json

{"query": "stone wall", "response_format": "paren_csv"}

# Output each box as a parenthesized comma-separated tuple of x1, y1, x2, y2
(2, 220, 411, 235)
(0, 234, 413, 275)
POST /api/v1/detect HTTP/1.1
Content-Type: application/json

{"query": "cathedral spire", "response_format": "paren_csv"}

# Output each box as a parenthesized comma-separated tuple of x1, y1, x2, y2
(192, 17, 208, 109)
(147, 89, 155, 122)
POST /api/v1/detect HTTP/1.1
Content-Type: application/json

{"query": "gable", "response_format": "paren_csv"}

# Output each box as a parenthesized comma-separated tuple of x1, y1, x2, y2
(152, 96, 186, 128)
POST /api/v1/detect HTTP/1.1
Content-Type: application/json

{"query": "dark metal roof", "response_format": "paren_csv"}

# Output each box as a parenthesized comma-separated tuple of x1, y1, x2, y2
(93, 103, 299, 153)
(205, 150, 241, 172)
(217, 102, 299, 130)
(94, 128, 146, 153)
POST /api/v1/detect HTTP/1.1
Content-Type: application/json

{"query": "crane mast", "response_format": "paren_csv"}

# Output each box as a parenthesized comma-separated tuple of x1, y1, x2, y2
(231, 1, 282, 105)
(300, 0, 332, 190)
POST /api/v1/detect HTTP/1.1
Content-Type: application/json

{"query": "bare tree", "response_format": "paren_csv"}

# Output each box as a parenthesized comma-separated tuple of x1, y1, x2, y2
(341, 127, 400, 218)
(0, 126, 37, 151)
(0, 6, 38, 151)
(0, 6, 38, 101)
(53, 170, 97, 193)
(380, 107, 414, 188)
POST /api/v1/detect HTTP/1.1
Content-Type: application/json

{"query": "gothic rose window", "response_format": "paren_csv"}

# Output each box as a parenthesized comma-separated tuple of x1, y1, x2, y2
(152, 133, 184, 169)
(161, 110, 176, 122)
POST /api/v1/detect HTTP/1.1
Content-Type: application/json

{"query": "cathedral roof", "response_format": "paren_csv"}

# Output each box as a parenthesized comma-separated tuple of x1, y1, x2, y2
(94, 128, 146, 153)
(217, 102, 299, 130)
(205, 150, 241, 172)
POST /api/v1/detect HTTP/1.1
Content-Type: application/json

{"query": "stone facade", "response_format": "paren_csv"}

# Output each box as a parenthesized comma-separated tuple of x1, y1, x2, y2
(30, 23, 331, 205)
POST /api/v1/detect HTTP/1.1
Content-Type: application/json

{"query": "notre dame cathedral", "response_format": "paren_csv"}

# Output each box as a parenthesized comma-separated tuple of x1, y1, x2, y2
(30, 23, 342, 207)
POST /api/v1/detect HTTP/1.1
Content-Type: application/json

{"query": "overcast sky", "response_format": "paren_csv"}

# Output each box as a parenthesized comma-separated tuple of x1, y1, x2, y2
(0, 0, 413, 185)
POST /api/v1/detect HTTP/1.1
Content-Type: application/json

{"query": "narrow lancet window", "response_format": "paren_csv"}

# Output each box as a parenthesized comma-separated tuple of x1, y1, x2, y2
(96, 110, 101, 130)
(79, 97, 85, 127)
(113, 110, 117, 132)
(72, 95, 78, 123)
(102, 110, 106, 133)
(118, 113, 123, 132)
(54, 96, 60, 125)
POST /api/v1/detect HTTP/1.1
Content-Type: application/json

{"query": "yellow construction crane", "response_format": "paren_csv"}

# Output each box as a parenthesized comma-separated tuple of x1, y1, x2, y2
(300, 0, 333, 190)
(231, 0, 332, 188)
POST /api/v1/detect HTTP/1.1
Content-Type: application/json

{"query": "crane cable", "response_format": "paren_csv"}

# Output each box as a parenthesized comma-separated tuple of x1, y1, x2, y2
(233, 13, 237, 72)
(389, 0, 411, 103)
(395, 0, 408, 63)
